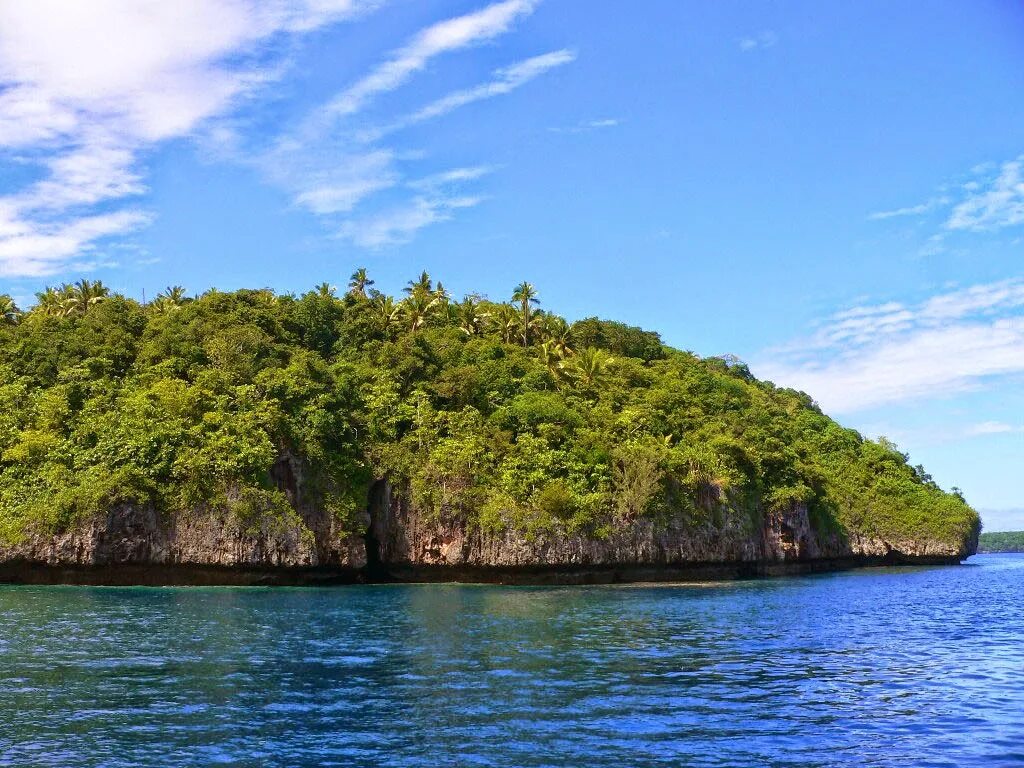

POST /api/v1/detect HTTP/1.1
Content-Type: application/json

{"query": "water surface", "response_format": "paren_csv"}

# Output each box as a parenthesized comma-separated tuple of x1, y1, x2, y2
(1, 555, 1022, 767)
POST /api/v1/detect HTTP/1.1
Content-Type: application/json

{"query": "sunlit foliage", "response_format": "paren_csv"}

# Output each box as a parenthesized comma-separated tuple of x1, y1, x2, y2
(0, 272, 979, 548)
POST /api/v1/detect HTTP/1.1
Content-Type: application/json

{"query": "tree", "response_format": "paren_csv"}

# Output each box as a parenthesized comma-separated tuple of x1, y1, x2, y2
(433, 281, 450, 305)
(316, 282, 337, 298)
(537, 341, 567, 383)
(347, 269, 373, 297)
(33, 286, 66, 317)
(62, 279, 110, 317)
(0, 295, 20, 325)
(539, 315, 572, 355)
(373, 295, 403, 336)
(404, 271, 433, 298)
(152, 285, 190, 314)
(490, 303, 519, 344)
(565, 347, 615, 387)
(511, 281, 539, 346)
(404, 292, 439, 332)
(455, 297, 488, 336)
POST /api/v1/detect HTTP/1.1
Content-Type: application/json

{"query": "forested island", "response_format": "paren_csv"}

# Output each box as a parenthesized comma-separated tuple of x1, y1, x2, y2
(0, 275, 979, 584)
(978, 532, 1024, 553)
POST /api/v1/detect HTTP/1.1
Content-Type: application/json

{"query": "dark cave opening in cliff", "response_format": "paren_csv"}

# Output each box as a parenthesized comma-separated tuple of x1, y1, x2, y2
(364, 479, 388, 578)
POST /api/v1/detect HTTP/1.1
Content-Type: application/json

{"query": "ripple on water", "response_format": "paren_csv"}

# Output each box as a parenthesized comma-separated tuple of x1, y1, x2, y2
(0, 555, 1022, 767)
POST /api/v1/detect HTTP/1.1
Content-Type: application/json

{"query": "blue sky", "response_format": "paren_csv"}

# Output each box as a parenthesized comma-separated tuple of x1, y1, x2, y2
(1, 1, 1022, 527)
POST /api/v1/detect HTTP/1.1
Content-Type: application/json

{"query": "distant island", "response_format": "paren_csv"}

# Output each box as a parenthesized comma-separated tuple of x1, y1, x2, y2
(0, 275, 979, 585)
(978, 532, 1024, 553)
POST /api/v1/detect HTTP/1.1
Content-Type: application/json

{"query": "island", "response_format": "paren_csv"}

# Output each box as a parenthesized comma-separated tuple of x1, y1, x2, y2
(0, 274, 980, 585)
(977, 532, 1024, 553)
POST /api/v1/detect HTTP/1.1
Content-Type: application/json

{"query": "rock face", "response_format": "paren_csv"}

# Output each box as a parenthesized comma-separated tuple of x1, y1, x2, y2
(0, 501, 367, 585)
(367, 481, 974, 583)
(0, 475, 976, 585)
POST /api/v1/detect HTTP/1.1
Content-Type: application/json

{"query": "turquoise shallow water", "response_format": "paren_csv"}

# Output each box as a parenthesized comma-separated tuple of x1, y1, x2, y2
(1, 555, 1022, 767)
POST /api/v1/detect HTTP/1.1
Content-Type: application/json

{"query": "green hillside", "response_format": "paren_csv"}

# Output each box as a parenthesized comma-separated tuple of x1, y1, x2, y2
(0, 276, 979, 550)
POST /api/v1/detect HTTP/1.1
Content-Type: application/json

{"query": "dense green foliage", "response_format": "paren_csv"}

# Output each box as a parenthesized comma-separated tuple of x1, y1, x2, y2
(978, 531, 1024, 553)
(0, 276, 979, 548)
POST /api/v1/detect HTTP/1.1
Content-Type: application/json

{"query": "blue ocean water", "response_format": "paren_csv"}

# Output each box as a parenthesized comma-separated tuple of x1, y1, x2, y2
(1, 555, 1022, 767)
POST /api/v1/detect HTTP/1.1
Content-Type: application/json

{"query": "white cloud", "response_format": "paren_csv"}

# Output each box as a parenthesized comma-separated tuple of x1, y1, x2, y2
(281, 147, 399, 215)
(0, 209, 151, 278)
(337, 194, 484, 247)
(919, 279, 1024, 321)
(267, 2, 562, 245)
(757, 279, 1024, 413)
(0, 0, 565, 270)
(399, 49, 574, 126)
(947, 155, 1024, 231)
(354, 49, 574, 142)
(323, 0, 537, 120)
(408, 165, 495, 190)
(868, 196, 949, 221)
(548, 117, 620, 135)
(965, 421, 1022, 437)
(0, 0, 376, 277)
(869, 155, 1024, 244)
(739, 31, 778, 51)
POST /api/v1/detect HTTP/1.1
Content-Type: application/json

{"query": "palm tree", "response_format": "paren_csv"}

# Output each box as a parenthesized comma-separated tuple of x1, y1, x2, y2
(347, 268, 373, 297)
(404, 271, 433, 298)
(151, 285, 189, 314)
(57, 279, 109, 317)
(373, 295, 403, 335)
(78, 279, 109, 305)
(511, 281, 539, 346)
(0, 295, 20, 325)
(159, 285, 189, 305)
(433, 280, 450, 304)
(538, 340, 568, 383)
(539, 315, 572, 355)
(455, 297, 489, 336)
(566, 347, 615, 387)
(490, 303, 519, 344)
(404, 291, 439, 332)
(33, 286, 65, 317)
(315, 282, 337, 298)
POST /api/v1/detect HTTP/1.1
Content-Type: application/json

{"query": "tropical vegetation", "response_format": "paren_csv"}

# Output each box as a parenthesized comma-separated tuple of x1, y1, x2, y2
(0, 273, 979, 549)
(977, 531, 1024, 553)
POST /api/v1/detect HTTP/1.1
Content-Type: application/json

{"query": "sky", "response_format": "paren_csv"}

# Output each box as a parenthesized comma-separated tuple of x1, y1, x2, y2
(0, 1, 1022, 528)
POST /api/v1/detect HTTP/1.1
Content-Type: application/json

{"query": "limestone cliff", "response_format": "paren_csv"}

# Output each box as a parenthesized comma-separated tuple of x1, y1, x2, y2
(367, 480, 975, 582)
(0, 474, 976, 585)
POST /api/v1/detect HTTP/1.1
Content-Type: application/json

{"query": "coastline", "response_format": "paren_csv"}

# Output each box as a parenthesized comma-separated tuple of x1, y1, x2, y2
(0, 553, 967, 588)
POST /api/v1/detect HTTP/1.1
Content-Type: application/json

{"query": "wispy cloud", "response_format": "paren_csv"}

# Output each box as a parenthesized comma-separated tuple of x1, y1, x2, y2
(947, 154, 1024, 231)
(274, 146, 399, 215)
(261, 0, 566, 246)
(362, 49, 575, 141)
(322, 0, 537, 120)
(549, 117, 620, 134)
(0, 208, 152, 278)
(868, 196, 950, 221)
(868, 154, 1024, 255)
(0, 0, 377, 276)
(337, 193, 484, 248)
(407, 165, 495, 190)
(332, 165, 493, 247)
(0, 0, 566, 272)
(965, 421, 1023, 437)
(739, 30, 778, 52)
(757, 278, 1024, 413)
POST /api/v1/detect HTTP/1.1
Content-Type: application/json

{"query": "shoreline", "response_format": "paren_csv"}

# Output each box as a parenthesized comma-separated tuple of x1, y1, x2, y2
(0, 553, 966, 588)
